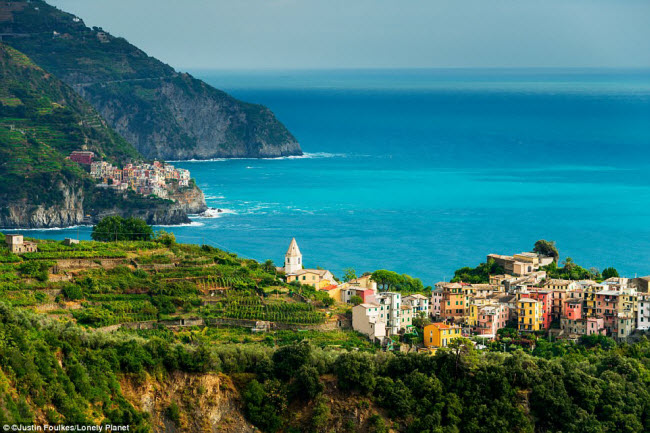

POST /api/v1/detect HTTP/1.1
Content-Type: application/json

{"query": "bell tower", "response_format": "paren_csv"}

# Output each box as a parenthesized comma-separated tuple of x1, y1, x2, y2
(284, 238, 302, 274)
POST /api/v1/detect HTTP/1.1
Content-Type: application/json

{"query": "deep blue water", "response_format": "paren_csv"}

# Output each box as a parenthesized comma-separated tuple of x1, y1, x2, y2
(13, 69, 650, 285)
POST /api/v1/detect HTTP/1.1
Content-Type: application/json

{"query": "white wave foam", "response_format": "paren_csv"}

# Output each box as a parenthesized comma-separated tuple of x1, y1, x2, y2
(0, 224, 93, 231)
(155, 221, 205, 227)
(192, 208, 237, 218)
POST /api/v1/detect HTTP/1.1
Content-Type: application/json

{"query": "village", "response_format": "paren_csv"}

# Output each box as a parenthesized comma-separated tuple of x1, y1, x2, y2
(275, 238, 650, 351)
(68, 150, 191, 199)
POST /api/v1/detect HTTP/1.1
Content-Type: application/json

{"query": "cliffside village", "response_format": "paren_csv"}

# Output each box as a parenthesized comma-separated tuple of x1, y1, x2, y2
(68, 151, 191, 199)
(278, 239, 650, 351)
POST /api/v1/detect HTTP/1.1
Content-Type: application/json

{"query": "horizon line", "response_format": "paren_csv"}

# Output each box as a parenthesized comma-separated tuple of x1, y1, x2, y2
(180, 66, 650, 73)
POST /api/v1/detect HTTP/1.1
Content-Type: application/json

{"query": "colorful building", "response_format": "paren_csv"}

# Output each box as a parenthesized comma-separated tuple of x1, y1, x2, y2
(527, 290, 552, 330)
(423, 322, 462, 348)
(69, 150, 94, 165)
(476, 304, 509, 336)
(517, 297, 543, 332)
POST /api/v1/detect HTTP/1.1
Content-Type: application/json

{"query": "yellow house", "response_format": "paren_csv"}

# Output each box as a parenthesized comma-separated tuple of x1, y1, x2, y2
(517, 298, 542, 332)
(319, 284, 341, 302)
(286, 269, 335, 288)
(423, 322, 462, 348)
(466, 302, 479, 327)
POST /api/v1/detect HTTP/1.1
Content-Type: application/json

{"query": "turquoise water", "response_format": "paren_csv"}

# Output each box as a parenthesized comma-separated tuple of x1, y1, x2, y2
(16, 69, 650, 285)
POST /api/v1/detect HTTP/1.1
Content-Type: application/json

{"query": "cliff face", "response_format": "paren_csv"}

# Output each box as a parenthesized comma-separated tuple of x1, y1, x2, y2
(3, 0, 302, 160)
(77, 74, 302, 160)
(0, 182, 193, 229)
(168, 183, 208, 215)
(0, 43, 201, 229)
(120, 372, 254, 433)
(0, 181, 84, 229)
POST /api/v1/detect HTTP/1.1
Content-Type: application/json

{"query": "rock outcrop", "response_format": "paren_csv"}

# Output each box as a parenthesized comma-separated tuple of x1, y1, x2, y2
(168, 183, 208, 215)
(0, 183, 197, 229)
(0, 182, 85, 229)
(120, 372, 255, 433)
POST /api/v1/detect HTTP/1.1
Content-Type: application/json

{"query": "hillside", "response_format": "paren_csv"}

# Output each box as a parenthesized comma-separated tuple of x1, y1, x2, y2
(1, 234, 650, 432)
(0, 43, 205, 228)
(0, 0, 302, 160)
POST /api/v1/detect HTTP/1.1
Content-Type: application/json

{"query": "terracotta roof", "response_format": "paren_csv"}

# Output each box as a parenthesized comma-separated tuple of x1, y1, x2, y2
(429, 322, 451, 329)
(320, 285, 338, 291)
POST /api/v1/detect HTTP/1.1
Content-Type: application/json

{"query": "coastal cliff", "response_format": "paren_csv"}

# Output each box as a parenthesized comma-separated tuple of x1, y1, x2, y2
(0, 181, 84, 229)
(168, 182, 208, 215)
(2, 0, 302, 160)
(0, 182, 197, 229)
(0, 44, 203, 229)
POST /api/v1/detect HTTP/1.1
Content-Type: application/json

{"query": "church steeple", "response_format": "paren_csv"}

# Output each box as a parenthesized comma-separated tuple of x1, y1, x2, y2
(284, 238, 302, 274)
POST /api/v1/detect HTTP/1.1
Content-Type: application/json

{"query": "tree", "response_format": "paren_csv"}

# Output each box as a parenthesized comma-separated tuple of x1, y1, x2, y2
(451, 258, 503, 284)
(533, 240, 559, 262)
(242, 380, 283, 432)
(342, 268, 357, 282)
(91, 216, 153, 242)
(602, 267, 619, 279)
(272, 341, 312, 380)
(371, 270, 401, 291)
(123, 217, 154, 241)
(350, 295, 363, 306)
(263, 259, 277, 274)
(154, 230, 176, 246)
(292, 365, 324, 400)
(334, 352, 376, 393)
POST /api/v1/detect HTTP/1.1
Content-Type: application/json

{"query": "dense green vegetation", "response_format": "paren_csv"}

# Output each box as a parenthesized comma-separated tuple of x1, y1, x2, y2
(4, 292, 650, 433)
(451, 258, 504, 284)
(91, 215, 154, 242)
(533, 239, 559, 262)
(371, 269, 428, 292)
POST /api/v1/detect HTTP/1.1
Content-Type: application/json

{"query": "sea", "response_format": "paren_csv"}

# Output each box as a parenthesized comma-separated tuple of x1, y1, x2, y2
(13, 69, 650, 286)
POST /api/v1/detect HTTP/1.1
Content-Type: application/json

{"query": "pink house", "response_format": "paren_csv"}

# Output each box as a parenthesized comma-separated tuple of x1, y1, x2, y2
(564, 300, 582, 320)
(586, 317, 605, 335)
(430, 288, 443, 319)
(476, 304, 508, 336)
(359, 289, 376, 304)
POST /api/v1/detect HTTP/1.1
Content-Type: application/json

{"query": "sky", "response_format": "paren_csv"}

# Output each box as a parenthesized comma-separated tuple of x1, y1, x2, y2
(49, 0, 650, 70)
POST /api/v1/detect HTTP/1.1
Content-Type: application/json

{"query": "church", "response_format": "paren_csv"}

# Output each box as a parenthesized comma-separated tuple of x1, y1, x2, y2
(281, 238, 336, 289)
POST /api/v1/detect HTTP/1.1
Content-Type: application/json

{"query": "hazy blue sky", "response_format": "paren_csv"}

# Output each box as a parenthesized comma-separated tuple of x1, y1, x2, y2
(50, 0, 650, 70)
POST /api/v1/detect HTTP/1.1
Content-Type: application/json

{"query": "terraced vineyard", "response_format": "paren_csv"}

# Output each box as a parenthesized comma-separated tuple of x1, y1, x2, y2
(203, 293, 325, 325)
(0, 235, 330, 329)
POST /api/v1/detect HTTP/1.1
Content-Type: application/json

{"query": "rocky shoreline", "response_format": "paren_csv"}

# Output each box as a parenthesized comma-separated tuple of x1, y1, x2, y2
(0, 183, 207, 230)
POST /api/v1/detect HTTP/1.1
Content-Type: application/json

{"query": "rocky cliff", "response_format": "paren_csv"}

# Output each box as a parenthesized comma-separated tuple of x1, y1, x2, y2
(0, 182, 195, 229)
(3, 0, 302, 160)
(120, 372, 254, 433)
(168, 183, 208, 215)
(0, 181, 84, 229)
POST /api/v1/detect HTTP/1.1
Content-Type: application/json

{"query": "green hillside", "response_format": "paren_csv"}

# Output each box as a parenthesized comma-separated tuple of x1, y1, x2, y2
(1, 234, 650, 432)
(1, 0, 301, 160)
(0, 43, 194, 227)
(0, 43, 138, 204)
